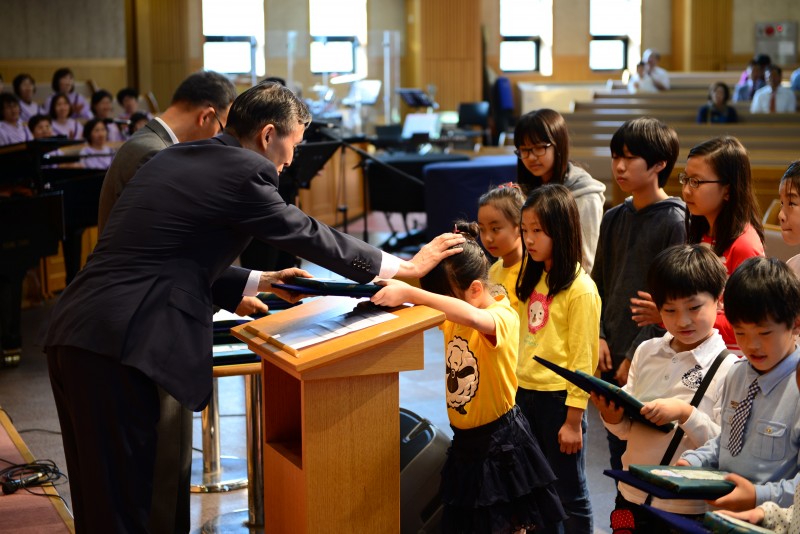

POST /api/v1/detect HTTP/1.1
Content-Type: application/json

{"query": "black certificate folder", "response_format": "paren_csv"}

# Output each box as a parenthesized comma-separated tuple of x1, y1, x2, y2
(532, 356, 674, 433)
(279, 277, 381, 298)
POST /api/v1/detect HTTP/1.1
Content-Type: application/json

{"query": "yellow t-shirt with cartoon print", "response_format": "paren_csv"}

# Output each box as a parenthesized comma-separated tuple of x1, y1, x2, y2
(517, 264, 601, 409)
(488, 258, 521, 312)
(441, 295, 520, 430)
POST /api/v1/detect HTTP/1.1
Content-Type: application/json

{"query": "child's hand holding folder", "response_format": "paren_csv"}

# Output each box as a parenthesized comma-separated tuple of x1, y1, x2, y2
(590, 392, 625, 424)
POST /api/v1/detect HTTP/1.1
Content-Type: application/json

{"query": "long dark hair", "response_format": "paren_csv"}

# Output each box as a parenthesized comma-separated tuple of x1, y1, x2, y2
(513, 109, 570, 194)
(516, 184, 582, 301)
(685, 136, 764, 255)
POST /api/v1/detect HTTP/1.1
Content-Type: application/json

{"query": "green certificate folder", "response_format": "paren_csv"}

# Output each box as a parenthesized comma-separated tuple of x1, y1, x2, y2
(702, 511, 774, 533)
(628, 465, 735, 498)
(532, 356, 674, 433)
(279, 277, 381, 298)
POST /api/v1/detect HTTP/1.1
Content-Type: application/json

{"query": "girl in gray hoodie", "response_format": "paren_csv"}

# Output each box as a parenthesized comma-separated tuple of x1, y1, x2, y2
(514, 109, 606, 272)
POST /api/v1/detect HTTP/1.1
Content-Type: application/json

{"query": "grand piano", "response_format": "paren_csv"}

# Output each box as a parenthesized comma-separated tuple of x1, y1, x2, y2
(0, 138, 105, 366)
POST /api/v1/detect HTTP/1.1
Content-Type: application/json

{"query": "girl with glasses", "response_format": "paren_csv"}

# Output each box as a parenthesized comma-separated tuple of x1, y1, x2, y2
(513, 109, 606, 272)
(634, 136, 765, 353)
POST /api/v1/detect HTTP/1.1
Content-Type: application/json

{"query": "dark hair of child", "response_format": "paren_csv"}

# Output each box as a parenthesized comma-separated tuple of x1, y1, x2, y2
(685, 136, 764, 256)
(647, 244, 728, 309)
(609, 117, 679, 187)
(725, 256, 800, 328)
(48, 92, 72, 118)
(478, 182, 526, 226)
(82, 118, 106, 142)
(513, 109, 570, 193)
(28, 114, 51, 132)
(515, 183, 582, 301)
(420, 221, 491, 298)
(51, 68, 74, 93)
(779, 160, 800, 197)
(116, 87, 139, 106)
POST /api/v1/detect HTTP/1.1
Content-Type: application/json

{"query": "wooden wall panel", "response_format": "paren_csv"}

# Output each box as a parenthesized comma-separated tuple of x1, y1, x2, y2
(130, 0, 203, 107)
(411, 0, 482, 110)
(672, 0, 733, 72)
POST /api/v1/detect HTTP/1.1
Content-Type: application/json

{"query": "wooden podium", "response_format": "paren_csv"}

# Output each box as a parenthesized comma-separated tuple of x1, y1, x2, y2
(231, 297, 444, 533)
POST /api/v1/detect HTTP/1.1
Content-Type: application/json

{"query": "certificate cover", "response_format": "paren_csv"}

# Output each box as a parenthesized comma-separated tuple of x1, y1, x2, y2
(628, 465, 735, 498)
(532, 356, 674, 433)
(702, 511, 773, 533)
(279, 277, 381, 298)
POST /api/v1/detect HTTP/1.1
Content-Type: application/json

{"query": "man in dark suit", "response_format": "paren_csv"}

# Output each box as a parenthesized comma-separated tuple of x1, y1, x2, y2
(97, 71, 258, 534)
(45, 81, 462, 533)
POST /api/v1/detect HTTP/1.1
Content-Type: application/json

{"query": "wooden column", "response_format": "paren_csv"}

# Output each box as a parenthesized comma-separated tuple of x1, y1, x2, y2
(126, 0, 204, 107)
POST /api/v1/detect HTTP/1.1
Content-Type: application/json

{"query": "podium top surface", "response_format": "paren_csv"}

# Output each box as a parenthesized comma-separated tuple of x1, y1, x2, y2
(231, 296, 444, 377)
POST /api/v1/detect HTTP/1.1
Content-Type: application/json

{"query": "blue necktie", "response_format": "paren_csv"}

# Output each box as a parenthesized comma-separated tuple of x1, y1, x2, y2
(728, 378, 759, 456)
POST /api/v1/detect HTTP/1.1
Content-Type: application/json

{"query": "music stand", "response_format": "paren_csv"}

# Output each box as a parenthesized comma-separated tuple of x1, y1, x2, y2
(396, 88, 437, 109)
(286, 141, 342, 189)
(0, 137, 84, 190)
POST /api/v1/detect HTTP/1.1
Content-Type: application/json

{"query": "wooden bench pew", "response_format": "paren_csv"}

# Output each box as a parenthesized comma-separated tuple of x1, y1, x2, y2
(564, 120, 800, 138)
(570, 133, 799, 152)
(565, 109, 800, 124)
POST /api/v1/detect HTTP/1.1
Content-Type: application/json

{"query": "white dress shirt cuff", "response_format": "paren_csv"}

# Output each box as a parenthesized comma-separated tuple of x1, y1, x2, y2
(243, 270, 263, 296)
(378, 251, 401, 280)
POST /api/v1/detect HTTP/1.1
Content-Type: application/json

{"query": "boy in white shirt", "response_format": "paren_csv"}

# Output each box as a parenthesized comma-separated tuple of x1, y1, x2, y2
(593, 244, 738, 531)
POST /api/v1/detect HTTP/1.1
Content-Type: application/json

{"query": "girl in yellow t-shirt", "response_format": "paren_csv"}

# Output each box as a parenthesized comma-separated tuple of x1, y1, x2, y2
(477, 183, 525, 312)
(515, 184, 601, 533)
(373, 225, 565, 533)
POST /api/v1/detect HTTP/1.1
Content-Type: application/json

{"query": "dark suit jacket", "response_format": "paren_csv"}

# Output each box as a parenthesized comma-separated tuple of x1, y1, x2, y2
(46, 133, 382, 410)
(98, 118, 249, 312)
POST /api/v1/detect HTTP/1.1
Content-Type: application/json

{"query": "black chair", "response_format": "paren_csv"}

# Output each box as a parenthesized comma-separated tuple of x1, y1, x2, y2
(456, 101, 491, 148)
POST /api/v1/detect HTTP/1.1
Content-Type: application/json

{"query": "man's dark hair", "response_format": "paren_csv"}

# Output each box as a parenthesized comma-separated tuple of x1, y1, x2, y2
(610, 117, 680, 187)
(647, 244, 727, 309)
(766, 64, 783, 77)
(225, 81, 311, 139)
(170, 71, 237, 112)
(116, 87, 139, 105)
(725, 257, 800, 328)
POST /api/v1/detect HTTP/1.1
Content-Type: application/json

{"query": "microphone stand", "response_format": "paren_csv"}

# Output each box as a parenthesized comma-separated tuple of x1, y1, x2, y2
(319, 128, 425, 246)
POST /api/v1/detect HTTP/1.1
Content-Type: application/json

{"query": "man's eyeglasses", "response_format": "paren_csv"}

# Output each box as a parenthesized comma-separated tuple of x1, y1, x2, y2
(678, 173, 723, 189)
(514, 143, 552, 160)
(211, 109, 225, 135)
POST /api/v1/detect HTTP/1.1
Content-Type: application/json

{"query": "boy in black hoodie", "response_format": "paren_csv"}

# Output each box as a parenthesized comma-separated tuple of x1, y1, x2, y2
(591, 117, 687, 470)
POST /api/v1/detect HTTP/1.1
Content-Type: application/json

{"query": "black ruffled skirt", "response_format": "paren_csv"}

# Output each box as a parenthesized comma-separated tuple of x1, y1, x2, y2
(441, 406, 566, 533)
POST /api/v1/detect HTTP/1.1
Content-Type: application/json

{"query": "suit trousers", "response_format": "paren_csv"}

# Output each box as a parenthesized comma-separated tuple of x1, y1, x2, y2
(47, 346, 160, 533)
(149, 387, 192, 534)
